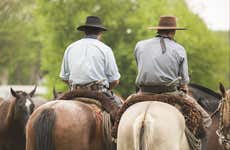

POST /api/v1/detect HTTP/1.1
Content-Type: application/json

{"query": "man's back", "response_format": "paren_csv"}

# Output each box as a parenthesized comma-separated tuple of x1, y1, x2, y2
(60, 37, 120, 87)
(135, 37, 189, 86)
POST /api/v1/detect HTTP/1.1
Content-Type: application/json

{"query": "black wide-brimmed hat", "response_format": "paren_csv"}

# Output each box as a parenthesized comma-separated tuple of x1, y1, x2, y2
(77, 16, 107, 31)
(148, 16, 187, 30)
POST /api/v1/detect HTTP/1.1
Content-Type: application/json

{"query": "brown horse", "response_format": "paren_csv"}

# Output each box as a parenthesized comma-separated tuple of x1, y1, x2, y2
(26, 90, 117, 150)
(189, 83, 226, 150)
(0, 87, 36, 150)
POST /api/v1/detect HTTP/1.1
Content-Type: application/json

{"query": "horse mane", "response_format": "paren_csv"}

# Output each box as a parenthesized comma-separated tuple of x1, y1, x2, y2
(56, 89, 119, 120)
(189, 83, 221, 99)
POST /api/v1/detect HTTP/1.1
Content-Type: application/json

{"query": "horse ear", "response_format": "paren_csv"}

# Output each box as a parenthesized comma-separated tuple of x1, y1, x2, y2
(219, 82, 226, 97)
(11, 88, 18, 98)
(53, 86, 57, 99)
(29, 85, 37, 97)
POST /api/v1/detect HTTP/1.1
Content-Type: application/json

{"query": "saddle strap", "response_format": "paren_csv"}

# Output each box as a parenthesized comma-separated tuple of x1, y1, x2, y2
(185, 127, 201, 150)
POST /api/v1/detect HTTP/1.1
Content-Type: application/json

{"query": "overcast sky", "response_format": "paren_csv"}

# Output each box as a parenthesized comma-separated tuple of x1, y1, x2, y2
(185, 0, 229, 31)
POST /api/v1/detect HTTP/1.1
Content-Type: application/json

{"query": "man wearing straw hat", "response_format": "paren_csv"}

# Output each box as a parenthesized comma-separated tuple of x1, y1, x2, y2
(59, 16, 122, 106)
(134, 16, 211, 128)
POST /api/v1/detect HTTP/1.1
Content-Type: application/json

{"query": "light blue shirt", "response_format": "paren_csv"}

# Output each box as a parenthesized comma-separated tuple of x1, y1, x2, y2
(60, 35, 120, 88)
(135, 37, 190, 86)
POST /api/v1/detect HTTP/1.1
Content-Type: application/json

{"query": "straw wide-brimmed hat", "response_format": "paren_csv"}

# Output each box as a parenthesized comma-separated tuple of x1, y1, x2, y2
(148, 16, 187, 30)
(77, 16, 107, 31)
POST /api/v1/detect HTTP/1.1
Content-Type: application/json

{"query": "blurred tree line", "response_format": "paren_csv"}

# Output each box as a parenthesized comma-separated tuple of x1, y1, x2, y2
(0, 0, 41, 84)
(0, 0, 229, 97)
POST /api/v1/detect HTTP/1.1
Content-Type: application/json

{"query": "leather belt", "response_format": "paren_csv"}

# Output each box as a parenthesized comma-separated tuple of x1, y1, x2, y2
(139, 85, 177, 94)
(72, 83, 108, 92)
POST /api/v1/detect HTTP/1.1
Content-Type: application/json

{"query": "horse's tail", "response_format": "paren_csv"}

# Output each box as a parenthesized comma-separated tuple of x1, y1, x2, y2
(33, 108, 56, 150)
(133, 112, 154, 150)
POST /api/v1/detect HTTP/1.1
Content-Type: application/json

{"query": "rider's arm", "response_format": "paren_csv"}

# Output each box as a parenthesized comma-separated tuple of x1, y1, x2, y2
(180, 48, 190, 85)
(105, 48, 121, 88)
(60, 48, 70, 82)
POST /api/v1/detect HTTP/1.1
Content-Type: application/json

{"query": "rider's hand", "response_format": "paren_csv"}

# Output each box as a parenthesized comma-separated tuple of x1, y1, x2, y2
(180, 84, 188, 94)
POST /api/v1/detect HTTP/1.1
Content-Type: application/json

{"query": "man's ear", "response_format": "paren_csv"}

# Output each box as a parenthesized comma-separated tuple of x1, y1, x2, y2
(11, 88, 18, 98)
(219, 82, 226, 97)
(29, 85, 37, 97)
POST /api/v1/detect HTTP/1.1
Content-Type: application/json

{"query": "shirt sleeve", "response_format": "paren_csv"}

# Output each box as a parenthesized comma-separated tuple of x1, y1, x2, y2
(105, 48, 121, 82)
(179, 49, 190, 84)
(59, 49, 70, 80)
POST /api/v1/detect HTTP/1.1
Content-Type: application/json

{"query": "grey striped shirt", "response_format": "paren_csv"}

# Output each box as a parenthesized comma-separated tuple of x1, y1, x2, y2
(135, 37, 189, 87)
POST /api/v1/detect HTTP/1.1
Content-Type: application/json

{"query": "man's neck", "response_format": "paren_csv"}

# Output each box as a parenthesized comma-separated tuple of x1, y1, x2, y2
(84, 34, 99, 40)
(159, 34, 174, 39)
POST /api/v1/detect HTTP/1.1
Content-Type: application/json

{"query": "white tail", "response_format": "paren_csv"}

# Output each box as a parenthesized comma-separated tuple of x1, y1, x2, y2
(133, 113, 155, 150)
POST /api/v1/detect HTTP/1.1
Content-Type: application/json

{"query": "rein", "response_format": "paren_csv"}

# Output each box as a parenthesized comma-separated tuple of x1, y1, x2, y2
(210, 100, 223, 118)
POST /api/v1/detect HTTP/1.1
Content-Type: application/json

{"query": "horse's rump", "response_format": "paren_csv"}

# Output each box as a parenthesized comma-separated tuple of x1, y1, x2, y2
(112, 93, 205, 139)
(26, 99, 114, 150)
(117, 101, 190, 150)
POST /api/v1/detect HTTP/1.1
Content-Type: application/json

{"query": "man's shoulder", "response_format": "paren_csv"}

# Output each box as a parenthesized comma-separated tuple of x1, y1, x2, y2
(171, 40, 185, 51)
(66, 40, 82, 50)
(66, 39, 112, 53)
(95, 40, 111, 50)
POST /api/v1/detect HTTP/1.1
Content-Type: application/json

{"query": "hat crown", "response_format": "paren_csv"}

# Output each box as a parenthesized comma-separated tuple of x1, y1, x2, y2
(158, 16, 177, 28)
(85, 16, 102, 26)
(147, 15, 186, 30)
(77, 16, 107, 31)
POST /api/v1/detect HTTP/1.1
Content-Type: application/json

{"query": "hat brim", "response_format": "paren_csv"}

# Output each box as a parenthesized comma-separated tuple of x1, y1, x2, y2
(77, 25, 107, 31)
(148, 26, 187, 30)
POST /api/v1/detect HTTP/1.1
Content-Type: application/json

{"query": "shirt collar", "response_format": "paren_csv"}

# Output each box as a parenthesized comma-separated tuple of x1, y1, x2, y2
(84, 35, 98, 39)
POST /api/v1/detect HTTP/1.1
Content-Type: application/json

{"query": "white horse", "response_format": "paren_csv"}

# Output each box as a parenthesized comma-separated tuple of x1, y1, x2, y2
(117, 101, 190, 150)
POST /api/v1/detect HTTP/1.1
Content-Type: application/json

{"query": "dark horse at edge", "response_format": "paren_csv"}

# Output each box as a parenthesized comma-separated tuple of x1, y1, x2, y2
(189, 83, 225, 150)
(0, 87, 37, 150)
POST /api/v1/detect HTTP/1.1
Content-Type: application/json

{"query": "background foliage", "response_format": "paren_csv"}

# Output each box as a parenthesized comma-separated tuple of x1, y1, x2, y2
(0, 0, 41, 84)
(0, 0, 229, 97)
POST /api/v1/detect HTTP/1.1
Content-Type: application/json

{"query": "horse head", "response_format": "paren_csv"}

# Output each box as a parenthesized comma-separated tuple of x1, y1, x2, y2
(219, 82, 230, 98)
(218, 83, 230, 149)
(10, 86, 36, 126)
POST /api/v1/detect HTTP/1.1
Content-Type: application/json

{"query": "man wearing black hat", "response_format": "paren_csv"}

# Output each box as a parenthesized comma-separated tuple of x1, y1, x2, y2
(60, 16, 121, 106)
(134, 16, 211, 128)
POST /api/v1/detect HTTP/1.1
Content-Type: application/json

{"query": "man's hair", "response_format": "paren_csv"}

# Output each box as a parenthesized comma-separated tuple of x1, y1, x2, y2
(157, 29, 175, 35)
(84, 27, 102, 35)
